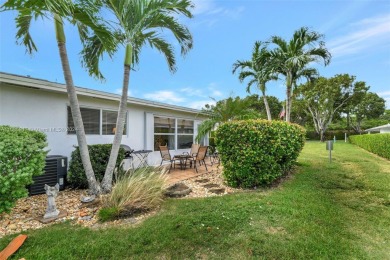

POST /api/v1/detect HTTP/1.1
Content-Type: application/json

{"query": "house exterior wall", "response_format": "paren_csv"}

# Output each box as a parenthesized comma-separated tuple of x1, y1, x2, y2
(380, 128, 390, 133)
(0, 83, 206, 167)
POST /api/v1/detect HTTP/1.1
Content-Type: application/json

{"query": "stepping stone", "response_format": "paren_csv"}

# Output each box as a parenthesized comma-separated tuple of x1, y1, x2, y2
(202, 183, 220, 189)
(195, 179, 209, 183)
(165, 183, 192, 197)
(208, 188, 225, 194)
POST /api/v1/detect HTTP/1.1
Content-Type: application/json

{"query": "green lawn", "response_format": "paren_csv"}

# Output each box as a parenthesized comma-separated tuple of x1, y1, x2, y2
(1, 142, 390, 259)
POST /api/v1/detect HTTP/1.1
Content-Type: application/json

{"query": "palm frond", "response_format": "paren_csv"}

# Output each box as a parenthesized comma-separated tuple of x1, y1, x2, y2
(14, 9, 37, 54)
(147, 34, 176, 73)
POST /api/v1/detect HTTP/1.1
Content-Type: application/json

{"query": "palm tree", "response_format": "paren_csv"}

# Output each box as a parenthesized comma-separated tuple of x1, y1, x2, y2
(233, 41, 276, 120)
(82, 0, 194, 193)
(2, 0, 115, 195)
(195, 96, 261, 142)
(269, 27, 331, 122)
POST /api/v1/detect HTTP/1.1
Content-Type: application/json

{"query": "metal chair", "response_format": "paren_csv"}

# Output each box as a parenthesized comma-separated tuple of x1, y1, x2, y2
(189, 146, 209, 173)
(183, 143, 200, 159)
(159, 145, 180, 172)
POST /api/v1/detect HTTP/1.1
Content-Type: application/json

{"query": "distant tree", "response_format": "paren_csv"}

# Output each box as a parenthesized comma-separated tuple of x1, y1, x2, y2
(297, 74, 368, 141)
(233, 41, 276, 120)
(269, 27, 331, 122)
(244, 95, 283, 120)
(380, 109, 390, 121)
(290, 97, 311, 126)
(195, 97, 261, 142)
(350, 92, 386, 133)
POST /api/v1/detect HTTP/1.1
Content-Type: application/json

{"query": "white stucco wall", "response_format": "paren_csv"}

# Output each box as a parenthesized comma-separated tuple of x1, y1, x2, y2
(0, 83, 206, 168)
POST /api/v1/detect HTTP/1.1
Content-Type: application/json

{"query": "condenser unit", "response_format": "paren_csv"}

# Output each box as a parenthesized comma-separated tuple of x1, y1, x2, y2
(28, 155, 68, 196)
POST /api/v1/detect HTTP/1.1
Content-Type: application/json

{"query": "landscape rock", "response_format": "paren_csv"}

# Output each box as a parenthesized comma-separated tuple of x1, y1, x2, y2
(165, 183, 192, 197)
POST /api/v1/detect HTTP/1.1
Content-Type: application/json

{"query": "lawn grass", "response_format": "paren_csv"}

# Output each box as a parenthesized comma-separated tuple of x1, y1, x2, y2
(1, 142, 390, 259)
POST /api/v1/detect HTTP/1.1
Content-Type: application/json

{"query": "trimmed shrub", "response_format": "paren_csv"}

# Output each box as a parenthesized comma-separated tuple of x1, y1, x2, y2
(0, 126, 47, 213)
(99, 167, 166, 221)
(349, 133, 390, 160)
(215, 120, 306, 188)
(67, 144, 125, 189)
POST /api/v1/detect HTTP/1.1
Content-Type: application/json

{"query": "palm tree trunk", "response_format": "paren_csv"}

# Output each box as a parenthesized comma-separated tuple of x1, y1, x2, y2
(262, 93, 272, 121)
(101, 44, 132, 193)
(285, 73, 292, 122)
(286, 87, 292, 122)
(54, 14, 101, 195)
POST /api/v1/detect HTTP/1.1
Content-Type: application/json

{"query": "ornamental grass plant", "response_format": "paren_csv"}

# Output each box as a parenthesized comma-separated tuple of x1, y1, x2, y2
(99, 167, 167, 221)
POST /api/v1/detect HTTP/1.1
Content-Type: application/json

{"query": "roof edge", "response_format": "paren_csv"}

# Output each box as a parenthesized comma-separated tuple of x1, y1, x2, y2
(0, 72, 205, 115)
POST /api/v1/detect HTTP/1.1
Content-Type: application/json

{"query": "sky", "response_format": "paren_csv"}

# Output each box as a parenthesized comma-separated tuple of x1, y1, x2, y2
(1, 0, 389, 109)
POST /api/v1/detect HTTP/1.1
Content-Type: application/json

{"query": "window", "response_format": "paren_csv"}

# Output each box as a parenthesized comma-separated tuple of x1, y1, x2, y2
(153, 116, 194, 150)
(154, 117, 175, 150)
(102, 110, 126, 135)
(67, 107, 126, 135)
(67, 107, 100, 134)
(177, 119, 193, 149)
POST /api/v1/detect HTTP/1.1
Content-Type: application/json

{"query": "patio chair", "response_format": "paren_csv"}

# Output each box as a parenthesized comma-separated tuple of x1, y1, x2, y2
(188, 146, 209, 173)
(159, 145, 180, 172)
(183, 143, 200, 159)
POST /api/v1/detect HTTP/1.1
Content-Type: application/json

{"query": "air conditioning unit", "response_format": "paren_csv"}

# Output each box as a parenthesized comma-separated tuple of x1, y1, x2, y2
(28, 155, 68, 196)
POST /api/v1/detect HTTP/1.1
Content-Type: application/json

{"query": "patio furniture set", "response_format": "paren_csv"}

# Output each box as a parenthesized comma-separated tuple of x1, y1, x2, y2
(159, 144, 219, 173)
(120, 144, 220, 173)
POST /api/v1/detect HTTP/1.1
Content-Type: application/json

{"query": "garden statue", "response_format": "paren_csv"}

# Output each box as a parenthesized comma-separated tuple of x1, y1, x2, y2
(44, 183, 60, 219)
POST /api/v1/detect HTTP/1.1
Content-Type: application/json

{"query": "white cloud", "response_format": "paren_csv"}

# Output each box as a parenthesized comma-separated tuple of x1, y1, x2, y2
(328, 14, 390, 58)
(187, 99, 216, 109)
(114, 88, 133, 96)
(190, 0, 245, 28)
(191, 0, 215, 15)
(378, 91, 390, 96)
(179, 87, 205, 97)
(144, 90, 185, 103)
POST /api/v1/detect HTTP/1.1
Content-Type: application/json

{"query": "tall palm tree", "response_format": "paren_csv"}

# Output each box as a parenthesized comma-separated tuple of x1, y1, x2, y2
(82, 0, 194, 193)
(269, 27, 331, 122)
(195, 96, 261, 142)
(232, 41, 276, 120)
(2, 0, 115, 195)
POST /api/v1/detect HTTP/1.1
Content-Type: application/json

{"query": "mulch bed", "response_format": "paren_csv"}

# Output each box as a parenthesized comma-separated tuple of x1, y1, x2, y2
(1, 170, 239, 238)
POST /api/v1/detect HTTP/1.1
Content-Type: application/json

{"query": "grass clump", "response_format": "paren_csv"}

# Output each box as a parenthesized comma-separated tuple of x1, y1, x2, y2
(98, 167, 167, 221)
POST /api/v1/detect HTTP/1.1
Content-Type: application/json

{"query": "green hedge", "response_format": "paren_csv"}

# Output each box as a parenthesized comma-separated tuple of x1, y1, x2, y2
(349, 133, 390, 160)
(67, 144, 125, 189)
(215, 120, 306, 188)
(0, 126, 47, 213)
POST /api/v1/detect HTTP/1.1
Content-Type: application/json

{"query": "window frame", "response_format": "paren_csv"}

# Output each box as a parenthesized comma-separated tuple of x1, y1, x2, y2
(153, 116, 194, 151)
(67, 106, 127, 136)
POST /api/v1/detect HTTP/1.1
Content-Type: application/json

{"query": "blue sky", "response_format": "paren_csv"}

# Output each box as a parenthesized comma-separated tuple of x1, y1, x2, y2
(1, 0, 389, 109)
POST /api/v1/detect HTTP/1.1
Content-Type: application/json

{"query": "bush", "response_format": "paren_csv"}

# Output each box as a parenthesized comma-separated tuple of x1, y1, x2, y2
(0, 126, 47, 213)
(67, 144, 125, 189)
(215, 120, 306, 188)
(99, 167, 166, 221)
(349, 133, 390, 159)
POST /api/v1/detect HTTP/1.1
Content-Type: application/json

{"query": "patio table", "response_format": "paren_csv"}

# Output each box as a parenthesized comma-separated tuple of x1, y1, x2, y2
(131, 150, 153, 169)
(173, 154, 192, 170)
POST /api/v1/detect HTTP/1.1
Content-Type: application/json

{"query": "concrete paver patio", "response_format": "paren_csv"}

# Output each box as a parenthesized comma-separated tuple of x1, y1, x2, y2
(163, 159, 221, 185)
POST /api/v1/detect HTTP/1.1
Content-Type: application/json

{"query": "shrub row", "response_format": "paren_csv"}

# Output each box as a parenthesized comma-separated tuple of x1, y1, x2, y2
(215, 120, 306, 188)
(0, 126, 47, 213)
(67, 144, 125, 189)
(306, 130, 349, 141)
(349, 133, 390, 160)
